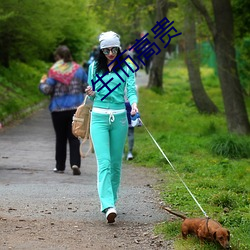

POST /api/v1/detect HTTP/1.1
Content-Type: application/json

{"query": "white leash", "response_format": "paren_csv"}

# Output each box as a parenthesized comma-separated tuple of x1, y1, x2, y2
(139, 118, 209, 218)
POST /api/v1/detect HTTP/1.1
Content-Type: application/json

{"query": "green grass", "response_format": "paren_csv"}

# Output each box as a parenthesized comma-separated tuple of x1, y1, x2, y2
(0, 60, 50, 123)
(129, 59, 250, 250)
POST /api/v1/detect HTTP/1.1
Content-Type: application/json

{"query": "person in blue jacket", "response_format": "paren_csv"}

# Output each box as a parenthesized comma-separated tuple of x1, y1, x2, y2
(85, 31, 138, 223)
(39, 45, 87, 175)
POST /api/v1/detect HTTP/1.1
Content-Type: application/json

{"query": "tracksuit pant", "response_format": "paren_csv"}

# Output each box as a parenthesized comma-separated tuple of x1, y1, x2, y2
(90, 110, 128, 212)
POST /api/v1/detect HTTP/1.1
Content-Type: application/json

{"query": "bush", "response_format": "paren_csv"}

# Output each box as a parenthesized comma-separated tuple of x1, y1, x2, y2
(0, 60, 48, 123)
(210, 191, 237, 209)
(210, 135, 250, 159)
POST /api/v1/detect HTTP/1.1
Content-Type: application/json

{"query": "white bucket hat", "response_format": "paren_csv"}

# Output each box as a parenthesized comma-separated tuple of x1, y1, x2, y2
(99, 31, 121, 49)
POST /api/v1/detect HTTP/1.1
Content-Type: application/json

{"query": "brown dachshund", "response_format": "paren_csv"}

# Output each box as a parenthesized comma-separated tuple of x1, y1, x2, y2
(162, 207, 231, 249)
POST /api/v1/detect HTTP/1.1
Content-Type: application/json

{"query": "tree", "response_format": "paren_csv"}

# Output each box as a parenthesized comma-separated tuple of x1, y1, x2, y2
(148, 0, 178, 90)
(92, 0, 156, 47)
(191, 0, 250, 134)
(184, 1, 218, 114)
(0, 0, 98, 66)
(0, 0, 59, 66)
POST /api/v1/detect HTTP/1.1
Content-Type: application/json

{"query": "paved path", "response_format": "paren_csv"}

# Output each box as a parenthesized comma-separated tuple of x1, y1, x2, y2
(0, 71, 173, 249)
(0, 70, 152, 222)
(0, 106, 164, 224)
(136, 70, 149, 88)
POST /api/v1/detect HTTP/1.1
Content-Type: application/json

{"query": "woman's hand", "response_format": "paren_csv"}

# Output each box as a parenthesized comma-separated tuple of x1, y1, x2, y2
(85, 86, 96, 97)
(131, 103, 138, 116)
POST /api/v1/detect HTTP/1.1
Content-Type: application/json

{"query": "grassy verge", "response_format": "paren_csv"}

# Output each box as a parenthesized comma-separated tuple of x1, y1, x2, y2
(0, 60, 50, 125)
(129, 59, 250, 250)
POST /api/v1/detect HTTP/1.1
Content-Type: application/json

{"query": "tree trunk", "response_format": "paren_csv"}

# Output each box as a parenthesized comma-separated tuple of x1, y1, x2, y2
(212, 0, 250, 134)
(184, 2, 218, 114)
(147, 0, 168, 90)
(191, 0, 250, 134)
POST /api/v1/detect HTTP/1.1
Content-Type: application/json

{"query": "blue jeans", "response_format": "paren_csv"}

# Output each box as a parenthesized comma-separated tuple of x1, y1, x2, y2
(90, 111, 128, 212)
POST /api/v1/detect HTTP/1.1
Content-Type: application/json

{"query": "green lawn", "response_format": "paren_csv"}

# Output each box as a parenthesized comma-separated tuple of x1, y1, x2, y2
(128, 58, 250, 250)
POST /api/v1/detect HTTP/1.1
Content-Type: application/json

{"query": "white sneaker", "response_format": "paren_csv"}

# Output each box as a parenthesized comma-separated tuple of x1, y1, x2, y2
(105, 207, 117, 223)
(127, 152, 133, 160)
(53, 168, 64, 173)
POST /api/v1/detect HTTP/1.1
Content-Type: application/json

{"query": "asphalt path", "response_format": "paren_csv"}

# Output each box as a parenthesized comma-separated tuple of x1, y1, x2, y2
(0, 70, 172, 249)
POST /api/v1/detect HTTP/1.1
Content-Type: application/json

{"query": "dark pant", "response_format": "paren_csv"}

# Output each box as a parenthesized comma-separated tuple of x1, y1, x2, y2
(127, 127, 134, 152)
(125, 102, 134, 152)
(51, 110, 80, 171)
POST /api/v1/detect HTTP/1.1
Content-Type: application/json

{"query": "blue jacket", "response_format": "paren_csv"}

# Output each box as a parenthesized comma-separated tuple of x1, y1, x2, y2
(39, 66, 87, 112)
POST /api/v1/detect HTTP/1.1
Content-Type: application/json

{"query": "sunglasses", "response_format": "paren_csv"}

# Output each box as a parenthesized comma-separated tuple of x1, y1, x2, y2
(102, 47, 119, 55)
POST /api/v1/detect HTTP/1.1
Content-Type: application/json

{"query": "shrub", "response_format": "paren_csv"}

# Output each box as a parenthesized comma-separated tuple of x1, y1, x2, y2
(210, 135, 250, 159)
(210, 191, 237, 209)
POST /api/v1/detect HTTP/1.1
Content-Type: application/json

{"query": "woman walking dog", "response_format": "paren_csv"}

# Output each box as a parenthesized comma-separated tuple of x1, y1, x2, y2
(85, 31, 138, 223)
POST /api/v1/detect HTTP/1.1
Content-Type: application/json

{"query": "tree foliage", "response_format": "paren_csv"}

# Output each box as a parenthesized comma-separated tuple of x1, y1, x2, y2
(232, 0, 250, 95)
(0, 0, 99, 67)
(232, 0, 250, 39)
(92, 0, 156, 47)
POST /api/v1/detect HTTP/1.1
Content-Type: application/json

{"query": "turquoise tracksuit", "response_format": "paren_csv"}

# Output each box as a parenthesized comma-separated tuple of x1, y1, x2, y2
(88, 61, 138, 212)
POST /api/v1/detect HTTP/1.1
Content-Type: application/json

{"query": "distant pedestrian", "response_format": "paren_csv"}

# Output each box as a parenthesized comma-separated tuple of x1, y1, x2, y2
(125, 101, 135, 160)
(123, 57, 139, 161)
(39, 45, 87, 175)
(85, 46, 99, 72)
(85, 31, 138, 223)
(88, 46, 99, 64)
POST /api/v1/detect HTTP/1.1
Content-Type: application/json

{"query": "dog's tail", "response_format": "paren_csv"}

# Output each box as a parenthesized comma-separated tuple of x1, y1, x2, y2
(162, 206, 187, 220)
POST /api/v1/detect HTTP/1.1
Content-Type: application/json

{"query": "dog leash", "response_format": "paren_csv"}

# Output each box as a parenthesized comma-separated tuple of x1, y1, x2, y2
(139, 118, 209, 218)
